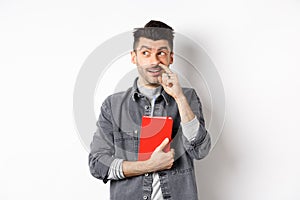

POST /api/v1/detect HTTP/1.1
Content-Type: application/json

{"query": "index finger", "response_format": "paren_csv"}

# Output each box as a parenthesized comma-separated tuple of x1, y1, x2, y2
(159, 63, 172, 74)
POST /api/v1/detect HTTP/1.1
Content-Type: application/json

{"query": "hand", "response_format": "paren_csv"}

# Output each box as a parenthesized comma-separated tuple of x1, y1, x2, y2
(158, 63, 184, 99)
(146, 138, 175, 172)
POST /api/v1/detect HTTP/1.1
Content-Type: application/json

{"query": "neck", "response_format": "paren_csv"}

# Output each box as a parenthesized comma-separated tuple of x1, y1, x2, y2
(137, 78, 160, 89)
(137, 79, 162, 102)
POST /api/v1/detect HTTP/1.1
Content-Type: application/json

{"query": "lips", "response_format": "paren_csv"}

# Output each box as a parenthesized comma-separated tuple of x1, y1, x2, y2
(147, 67, 162, 76)
(147, 66, 162, 72)
(148, 68, 161, 72)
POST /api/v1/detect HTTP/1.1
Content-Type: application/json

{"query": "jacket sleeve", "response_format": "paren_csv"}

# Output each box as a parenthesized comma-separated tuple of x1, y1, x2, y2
(182, 89, 211, 160)
(88, 97, 115, 183)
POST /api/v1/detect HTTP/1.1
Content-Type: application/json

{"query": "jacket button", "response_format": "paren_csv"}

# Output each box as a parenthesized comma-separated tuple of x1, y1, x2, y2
(144, 105, 150, 110)
(143, 196, 148, 199)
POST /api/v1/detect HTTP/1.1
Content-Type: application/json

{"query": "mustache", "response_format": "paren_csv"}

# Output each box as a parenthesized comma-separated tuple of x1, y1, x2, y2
(138, 64, 162, 70)
(148, 65, 162, 70)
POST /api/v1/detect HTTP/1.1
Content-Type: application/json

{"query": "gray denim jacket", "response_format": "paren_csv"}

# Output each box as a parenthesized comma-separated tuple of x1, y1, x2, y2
(89, 78, 211, 200)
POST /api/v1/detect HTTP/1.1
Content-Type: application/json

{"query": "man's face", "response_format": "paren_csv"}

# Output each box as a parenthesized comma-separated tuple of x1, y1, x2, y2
(131, 37, 174, 88)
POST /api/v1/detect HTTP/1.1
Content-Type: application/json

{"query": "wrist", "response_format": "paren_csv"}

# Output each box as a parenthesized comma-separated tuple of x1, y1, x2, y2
(174, 93, 186, 102)
(143, 159, 153, 173)
(122, 160, 153, 177)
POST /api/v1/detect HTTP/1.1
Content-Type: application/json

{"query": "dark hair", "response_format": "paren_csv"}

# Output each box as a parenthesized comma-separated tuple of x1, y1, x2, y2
(133, 20, 174, 51)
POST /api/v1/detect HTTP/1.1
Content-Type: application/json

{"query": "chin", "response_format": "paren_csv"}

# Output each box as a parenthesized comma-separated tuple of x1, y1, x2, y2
(149, 79, 160, 85)
(145, 80, 159, 86)
(150, 82, 160, 86)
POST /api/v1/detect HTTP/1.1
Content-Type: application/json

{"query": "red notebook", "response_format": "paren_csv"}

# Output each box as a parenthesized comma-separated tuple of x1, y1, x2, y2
(138, 116, 173, 161)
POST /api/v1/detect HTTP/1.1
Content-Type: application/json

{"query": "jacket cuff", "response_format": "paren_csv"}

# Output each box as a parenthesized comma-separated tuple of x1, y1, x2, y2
(181, 116, 199, 141)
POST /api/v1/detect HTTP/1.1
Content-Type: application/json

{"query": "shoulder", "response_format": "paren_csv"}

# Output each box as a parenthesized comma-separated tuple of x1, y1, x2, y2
(182, 87, 197, 97)
(181, 87, 202, 104)
(101, 87, 134, 107)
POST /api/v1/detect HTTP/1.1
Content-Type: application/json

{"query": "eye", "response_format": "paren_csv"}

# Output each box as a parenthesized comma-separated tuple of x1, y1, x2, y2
(142, 51, 150, 56)
(158, 51, 167, 56)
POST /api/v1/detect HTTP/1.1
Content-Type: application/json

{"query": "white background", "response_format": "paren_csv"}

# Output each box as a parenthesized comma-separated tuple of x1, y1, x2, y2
(1, 0, 300, 199)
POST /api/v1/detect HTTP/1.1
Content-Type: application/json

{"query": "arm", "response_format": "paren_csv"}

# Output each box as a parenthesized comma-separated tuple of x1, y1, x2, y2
(180, 89, 211, 160)
(175, 94, 195, 123)
(123, 138, 174, 177)
(157, 63, 195, 124)
(88, 98, 115, 183)
(158, 63, 211, 160)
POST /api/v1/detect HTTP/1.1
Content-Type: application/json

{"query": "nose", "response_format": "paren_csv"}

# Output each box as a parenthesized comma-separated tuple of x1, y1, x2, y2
(149, 53, 160, 66)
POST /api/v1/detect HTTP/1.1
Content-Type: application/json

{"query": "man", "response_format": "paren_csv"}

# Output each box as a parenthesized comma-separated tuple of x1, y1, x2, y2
(89, 20, 211, 200)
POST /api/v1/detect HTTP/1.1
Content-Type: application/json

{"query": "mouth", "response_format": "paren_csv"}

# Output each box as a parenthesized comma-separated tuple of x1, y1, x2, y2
(146, 66, 163, 76)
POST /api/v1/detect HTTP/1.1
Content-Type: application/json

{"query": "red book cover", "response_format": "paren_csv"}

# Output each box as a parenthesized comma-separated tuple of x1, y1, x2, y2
(138, 116, 173, 161)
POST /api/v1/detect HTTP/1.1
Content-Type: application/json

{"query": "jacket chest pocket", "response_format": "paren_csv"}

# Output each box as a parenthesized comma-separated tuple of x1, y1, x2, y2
(113, 131, 139, 161)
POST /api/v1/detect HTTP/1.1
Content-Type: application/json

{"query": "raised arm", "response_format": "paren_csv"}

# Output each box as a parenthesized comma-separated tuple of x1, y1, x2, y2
(158, 63, 211, 160)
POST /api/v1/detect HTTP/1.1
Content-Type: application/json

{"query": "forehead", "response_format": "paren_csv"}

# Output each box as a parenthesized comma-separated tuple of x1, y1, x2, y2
(137, 37, 170, 50)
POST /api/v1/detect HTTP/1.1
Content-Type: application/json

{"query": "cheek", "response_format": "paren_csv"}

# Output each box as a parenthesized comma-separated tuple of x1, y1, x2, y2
(137, 66, 146, 75)
(160, 55, 172, 63)
(137, 58, 148, 65)
(160, 58, 170, 65)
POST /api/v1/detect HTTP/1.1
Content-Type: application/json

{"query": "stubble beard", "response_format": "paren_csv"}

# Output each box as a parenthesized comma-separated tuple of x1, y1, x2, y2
(137, 67, 161, 88)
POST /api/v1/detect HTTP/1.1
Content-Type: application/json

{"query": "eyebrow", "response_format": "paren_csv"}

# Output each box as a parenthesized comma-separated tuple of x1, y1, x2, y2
(158, 47, 169, 51)
(139, 45, 169, 51)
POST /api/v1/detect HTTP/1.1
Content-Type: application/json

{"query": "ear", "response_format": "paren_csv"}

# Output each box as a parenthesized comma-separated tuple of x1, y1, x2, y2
(169, 52, 174, 64)
(131, 51, 137, 64)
